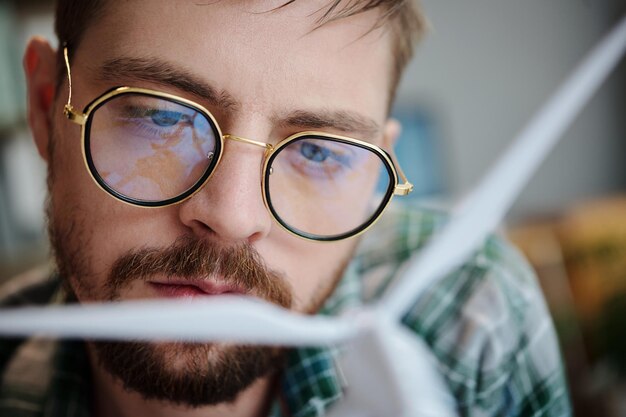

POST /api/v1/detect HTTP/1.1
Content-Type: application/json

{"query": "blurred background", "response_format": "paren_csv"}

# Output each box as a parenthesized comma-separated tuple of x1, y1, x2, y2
(0, 0, 625, 415)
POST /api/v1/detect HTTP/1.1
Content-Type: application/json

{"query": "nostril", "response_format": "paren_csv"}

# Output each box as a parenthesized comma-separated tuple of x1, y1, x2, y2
(185, 219, 217, 239)
(247, 229, 268, 244)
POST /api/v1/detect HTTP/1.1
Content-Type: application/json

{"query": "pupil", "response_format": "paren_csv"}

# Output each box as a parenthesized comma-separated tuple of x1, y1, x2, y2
(151, 110, 182, 126)
(301, 142, 328, 162)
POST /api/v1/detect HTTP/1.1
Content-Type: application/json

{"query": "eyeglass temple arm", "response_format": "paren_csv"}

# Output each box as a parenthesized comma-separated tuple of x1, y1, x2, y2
(62, 46, 86, 126)
(391, 152, 414, 196)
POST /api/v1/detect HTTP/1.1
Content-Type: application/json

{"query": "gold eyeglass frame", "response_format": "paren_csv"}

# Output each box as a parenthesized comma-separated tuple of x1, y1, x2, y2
(61, 47, 414, 242)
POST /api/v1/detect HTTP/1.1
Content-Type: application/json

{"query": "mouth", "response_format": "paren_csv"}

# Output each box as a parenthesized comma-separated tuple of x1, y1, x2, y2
(148, 277, 247, 299)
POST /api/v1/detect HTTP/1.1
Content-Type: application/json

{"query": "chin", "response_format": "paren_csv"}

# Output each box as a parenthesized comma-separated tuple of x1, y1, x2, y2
(92, 338, 285, 407)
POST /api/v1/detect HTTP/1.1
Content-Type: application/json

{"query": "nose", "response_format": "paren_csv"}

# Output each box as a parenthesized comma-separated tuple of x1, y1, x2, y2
(177, 137, 273, 244)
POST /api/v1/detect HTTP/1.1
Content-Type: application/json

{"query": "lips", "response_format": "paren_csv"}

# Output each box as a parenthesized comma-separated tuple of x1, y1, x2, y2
(148, 278, 247, 299)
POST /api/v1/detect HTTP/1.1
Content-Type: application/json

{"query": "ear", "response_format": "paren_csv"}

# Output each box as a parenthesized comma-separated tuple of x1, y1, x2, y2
(382, 118, 402, 150)
(24, 37, 58, 162)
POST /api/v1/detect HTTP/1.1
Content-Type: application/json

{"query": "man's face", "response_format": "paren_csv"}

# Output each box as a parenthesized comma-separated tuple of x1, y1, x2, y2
(41, 0, 394, 407)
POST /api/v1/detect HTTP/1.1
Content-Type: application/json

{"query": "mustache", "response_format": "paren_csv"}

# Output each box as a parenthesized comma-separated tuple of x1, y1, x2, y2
(106, 237, 293, 308)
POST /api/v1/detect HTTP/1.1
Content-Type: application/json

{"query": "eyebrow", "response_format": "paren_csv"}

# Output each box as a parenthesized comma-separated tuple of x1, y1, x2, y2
(279, 109, 381, 140)
(95, 56, 381, 140)
(96, 57, 238, 110)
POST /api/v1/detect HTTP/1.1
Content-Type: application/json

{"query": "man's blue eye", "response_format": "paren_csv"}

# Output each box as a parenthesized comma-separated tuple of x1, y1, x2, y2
(150, 110, 182, 127)
(301, 142, 330, 162)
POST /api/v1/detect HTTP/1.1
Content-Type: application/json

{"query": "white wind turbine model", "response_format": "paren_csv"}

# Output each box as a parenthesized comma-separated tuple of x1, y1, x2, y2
(0, 16, 625, 417)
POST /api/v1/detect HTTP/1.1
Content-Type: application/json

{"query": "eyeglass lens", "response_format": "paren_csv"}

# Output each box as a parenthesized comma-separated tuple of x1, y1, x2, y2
(88, 93, 218, 202)
(266, 137, 392, 238)
(86, 93, 392, 239)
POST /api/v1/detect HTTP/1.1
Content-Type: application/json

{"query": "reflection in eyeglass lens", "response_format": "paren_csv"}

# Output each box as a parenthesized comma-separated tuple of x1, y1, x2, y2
(88, 94, 217, 202)
(281, 139, 361, 180)
(267, 137, 392, 238)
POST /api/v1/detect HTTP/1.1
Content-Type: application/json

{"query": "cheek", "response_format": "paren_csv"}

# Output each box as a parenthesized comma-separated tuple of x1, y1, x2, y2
(50, 114, 105, 215)
(261, 236, 357, 312)
(50, 127, 107, 264)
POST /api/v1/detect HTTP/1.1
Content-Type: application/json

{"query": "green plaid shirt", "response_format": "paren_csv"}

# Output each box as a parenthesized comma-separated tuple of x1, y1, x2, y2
(0, 204, 571, 416)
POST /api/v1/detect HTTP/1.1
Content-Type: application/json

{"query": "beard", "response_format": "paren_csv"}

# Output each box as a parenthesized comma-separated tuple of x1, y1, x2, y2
(47, 198, 294, 407)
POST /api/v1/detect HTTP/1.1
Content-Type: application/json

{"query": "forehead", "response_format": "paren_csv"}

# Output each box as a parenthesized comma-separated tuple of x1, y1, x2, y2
(76, 0, 393, 131)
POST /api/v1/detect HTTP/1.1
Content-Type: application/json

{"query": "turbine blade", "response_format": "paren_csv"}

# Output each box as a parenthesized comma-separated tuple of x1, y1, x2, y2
(381, 16, 626, 320)
(0, 296, 355, 346)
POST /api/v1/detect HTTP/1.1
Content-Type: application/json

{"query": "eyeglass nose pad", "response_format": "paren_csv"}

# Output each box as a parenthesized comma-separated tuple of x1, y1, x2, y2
(207, 151, 215, 161)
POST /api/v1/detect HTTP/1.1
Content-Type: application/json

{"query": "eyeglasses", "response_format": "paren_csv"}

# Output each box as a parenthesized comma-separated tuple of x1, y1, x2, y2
(61, 48, 413, 242)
